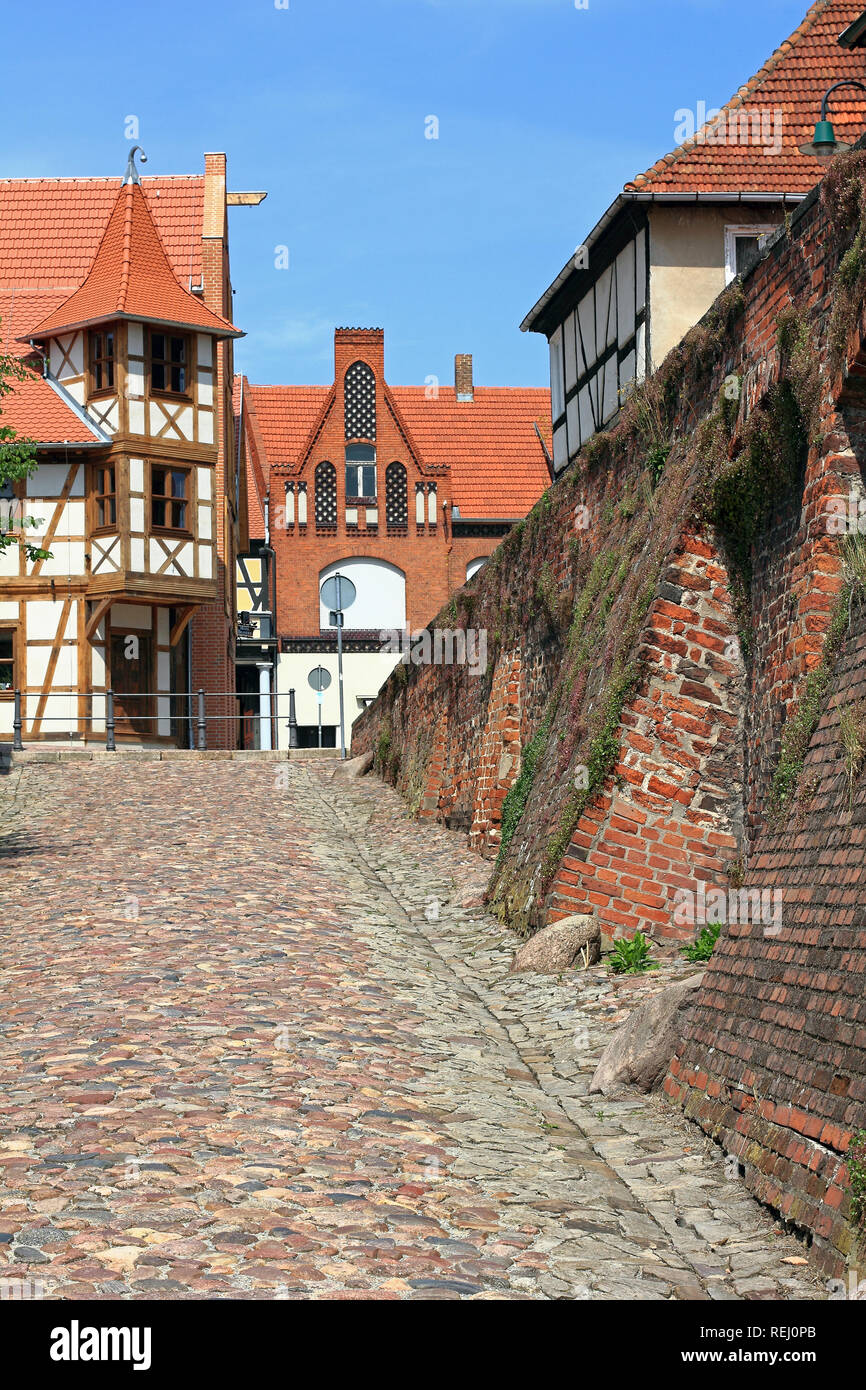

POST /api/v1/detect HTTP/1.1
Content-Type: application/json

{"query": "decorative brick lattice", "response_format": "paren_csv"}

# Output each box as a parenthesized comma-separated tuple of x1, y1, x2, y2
(344, 361, 376, 441)
(385, 461, 408, 527)
(314, 461, 337, 529)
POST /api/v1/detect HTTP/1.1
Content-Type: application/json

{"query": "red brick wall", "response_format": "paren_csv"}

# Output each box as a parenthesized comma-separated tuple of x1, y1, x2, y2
(667, 603, 866, 1276)
(549, 528, 746, 940)
(270, 330, 509, 638)
(352, 159, 866, 1265)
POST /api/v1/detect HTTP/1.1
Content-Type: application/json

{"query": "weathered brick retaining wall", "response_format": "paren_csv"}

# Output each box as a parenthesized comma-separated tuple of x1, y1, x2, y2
(353, 166, 844, 940)
(353, 150, 866, 1268)
(667, 606, 866, 1276)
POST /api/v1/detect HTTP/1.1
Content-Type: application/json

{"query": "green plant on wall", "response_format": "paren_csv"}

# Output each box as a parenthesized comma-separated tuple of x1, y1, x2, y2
(839, 699, 866, 812)
(848, 1130, 866, 1226)
(609, 931, 659, 975)
(770, 580, 854, 816)
(680, 921, 721, 963)
(375, 720, 392, 774)
(497, 700, 558, 862)
(823, 151, 866, 369)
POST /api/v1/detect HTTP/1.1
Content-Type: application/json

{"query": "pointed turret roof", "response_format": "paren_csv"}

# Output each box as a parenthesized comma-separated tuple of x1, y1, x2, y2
(24, 179, 241, 342)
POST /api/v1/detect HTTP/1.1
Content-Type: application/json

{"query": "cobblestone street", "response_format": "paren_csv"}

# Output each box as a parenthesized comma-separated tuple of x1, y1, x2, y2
(0, 758, 823, 1301)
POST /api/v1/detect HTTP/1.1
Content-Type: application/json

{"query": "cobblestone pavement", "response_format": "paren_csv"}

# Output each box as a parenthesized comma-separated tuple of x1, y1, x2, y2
(0, 758, 824, 1301)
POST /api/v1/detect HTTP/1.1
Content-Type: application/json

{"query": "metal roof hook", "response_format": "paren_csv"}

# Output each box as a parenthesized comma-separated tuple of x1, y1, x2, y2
(123, 145, 148, 186)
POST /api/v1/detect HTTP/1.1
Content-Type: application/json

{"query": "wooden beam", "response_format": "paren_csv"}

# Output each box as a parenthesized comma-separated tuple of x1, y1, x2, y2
(85, 597, 113, 642)
(170, 605, 197, 647)
(29, 597, 72, 737)
(30, 463, 80, 577)
(227, 192, 267, 206)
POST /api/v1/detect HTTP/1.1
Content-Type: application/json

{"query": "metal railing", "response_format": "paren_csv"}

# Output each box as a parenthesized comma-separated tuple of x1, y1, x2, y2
(10, 688, 302, 753)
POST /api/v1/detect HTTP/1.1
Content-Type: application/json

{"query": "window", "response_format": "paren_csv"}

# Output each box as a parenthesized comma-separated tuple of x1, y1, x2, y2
(315, 461, 337, 529)
(345, 444, 376, 501)
(318, 557, 406, 632)
(385, 461, 408, 527)
(724, 225, 776, 285)
(0, 480, 14, 536)
(466, 556, 487, 582)
(151, 466, 190, 532)
(90, 330, 115, 392)
(95, 465, 116, 529)
(150, 332, 188, 395)
(344, 361, 376, 440)
(0, 629, 15, 695)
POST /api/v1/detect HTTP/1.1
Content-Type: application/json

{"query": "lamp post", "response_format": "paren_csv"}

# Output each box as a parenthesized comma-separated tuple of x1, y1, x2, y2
(799, 80, 866, 160)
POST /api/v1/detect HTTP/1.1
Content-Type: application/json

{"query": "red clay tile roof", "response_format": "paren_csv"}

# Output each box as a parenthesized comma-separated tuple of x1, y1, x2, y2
(626, 0, 866, 194)
(235, 377, 266, 541)
(0, 368, 106, 445)
(244, 384, 331, 464)
(26, 182, 239, 341)
(392, 387, 551, 518)
(243, 380, 552, 522)
(0, 176, 204, 301)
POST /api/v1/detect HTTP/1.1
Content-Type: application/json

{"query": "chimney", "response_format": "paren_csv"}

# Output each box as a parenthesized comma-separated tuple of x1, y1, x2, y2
(455, 353, 474, 402)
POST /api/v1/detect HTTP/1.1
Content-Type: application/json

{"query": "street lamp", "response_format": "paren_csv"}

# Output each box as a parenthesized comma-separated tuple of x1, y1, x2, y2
(799, 79, 866, 161)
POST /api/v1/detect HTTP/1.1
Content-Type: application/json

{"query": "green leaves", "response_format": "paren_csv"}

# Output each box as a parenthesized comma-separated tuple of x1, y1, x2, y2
(680, 920, 721, 963)
(608, 931, 659, 975)
(0, 332, 46, 560)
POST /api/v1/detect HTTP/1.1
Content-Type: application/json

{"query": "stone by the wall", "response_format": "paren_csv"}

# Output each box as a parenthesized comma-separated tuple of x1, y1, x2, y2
(590, 972, 705, 1096)
(509, 915, 599, 974)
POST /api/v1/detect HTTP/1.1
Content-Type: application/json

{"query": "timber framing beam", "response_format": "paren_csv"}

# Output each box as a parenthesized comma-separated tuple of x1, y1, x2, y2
(170, 605, 197, 647)
(85, 597, 113, 642)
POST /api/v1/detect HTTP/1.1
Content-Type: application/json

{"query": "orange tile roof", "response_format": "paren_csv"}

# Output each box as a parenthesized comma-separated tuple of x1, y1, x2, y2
(627, 0, 866, 194)
(392, 387, 551, 518)
(0, 367, 106, 445)
(244, 384, 331, 465)
(0, 290, 65, 352)
(0, 176, 204, 310)
(244, 380, 552, 521)
(235, 376, 266, 541)
(27, 182, 239, 340)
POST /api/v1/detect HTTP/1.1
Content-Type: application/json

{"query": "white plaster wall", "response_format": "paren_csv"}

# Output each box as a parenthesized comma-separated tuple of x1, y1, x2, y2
(28, 464, 84, 498)
(276, 649, 399, 736)
(318, 557, 406, 632)
(648, 204, 784, 367)
(111, 603, 152, 630)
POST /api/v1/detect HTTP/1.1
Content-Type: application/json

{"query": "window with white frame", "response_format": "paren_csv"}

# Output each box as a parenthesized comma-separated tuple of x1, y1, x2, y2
(724, 225, 776, 285)
(345, 444, 376, 501)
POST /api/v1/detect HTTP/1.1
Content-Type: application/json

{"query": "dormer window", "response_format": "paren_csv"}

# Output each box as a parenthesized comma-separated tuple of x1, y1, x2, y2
(90, 330, 115, 393)
(150, 332, 189, 396)
(345, 444, 376, 501)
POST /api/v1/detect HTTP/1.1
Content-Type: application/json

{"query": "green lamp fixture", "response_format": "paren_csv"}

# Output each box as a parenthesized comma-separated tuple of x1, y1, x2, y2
(800, 79, 866, 160)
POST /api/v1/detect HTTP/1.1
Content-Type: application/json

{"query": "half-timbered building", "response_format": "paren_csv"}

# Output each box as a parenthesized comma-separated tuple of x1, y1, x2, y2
(0, 151, 253, 745)
(522, 0, 866, 474)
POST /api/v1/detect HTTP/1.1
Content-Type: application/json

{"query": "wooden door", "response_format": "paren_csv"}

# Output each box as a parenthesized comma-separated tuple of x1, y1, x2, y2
(109, 631, 153, 738)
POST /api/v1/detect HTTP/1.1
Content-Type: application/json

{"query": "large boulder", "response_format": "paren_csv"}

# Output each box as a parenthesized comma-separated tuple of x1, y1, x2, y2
(509, 915, 600, 975)
(589, 972, 705, 1095)
(334, 751, 374, 778)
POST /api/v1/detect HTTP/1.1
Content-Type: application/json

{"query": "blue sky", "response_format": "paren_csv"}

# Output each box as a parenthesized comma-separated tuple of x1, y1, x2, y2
(3, 0, 815, 387)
